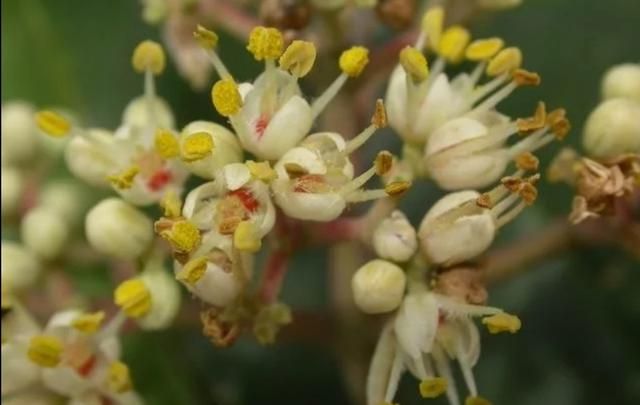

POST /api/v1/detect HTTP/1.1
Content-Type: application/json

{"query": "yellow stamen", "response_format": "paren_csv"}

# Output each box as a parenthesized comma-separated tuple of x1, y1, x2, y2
(108, 361, 133, 393)
(160, 220, 201, 254)
(35, 110, 71, 138)
(211, 79, 243, 117)
(154, 129, 180, 159)
(465, 37, 504, 61)
(486, 47, 522, 76)
(438, 25, 471, 63)
(482, 313, 522, 334)
(279, 40, 316, 77)
(193, 25, 219, 49)
(385, 181, 411, 196)
(131, 40, 166, 75)
(465, 396, 493, 405)
(372, 99, 387, 129)
(107, 165, 140, 190)
(246, 26, 284, 61)
(233, 221, 262, 253)
(114, 278, 152, 318)
(27, 335, 62, 367)
(339, 46, 370, 77)
(419, 377, 448, 398)
(247, 161, 277, 182)
(176, 256, 208, 285)
(421, 7, 444, 49)
(71, 311, 105, 334)
(160, 191, 182, 218)
(181, 131, 214, 162)
(399, 46, 429, 82)
(375, 151, 394, 176)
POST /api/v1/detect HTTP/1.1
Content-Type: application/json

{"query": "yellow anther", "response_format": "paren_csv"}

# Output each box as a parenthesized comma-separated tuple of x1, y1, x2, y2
(233, 221, 262, 253)
(247, 26, 284, 61)
(547, 108, 571, 140)
(420, 377, 448, 398)
(176, 257, 208, 285)
(465, 396, 493, 405)
(438, 25, 471, 63)
(482, 313, 522, 334)
(193, 25, 219, 49)
(107, 165, 140, 190)
(465, 37, 505, 61)
(247, 161, 277, 182)
(108, 361, 133, 393)
(35, 110, 71, 138)
(421, 6, 444, 50)
(71, 311, 105, 334)
(27, 335, 62, 367)
(160, 191, 182, 218)
(339, 46, 370, 77)
(385, 181, 411, 196)
(515, 152, 539, 172)
(114, 278, 152, 318)
(279, 40, 317, 77)
(160, 220, 201, 254)
(211, 79, 243, 117)
(181, 132, 214, 162)
(154, 129, 180, 159)
(131, 40, 166, 75)
(518, 182, 538, 205)
(476, 193, 493, 209)
(486, 47, 522, 77)
(399, 46, 429, 82)
(512, 69, 541, 87)
(375, 151, 394, 176)
(371, 99, 387, 129)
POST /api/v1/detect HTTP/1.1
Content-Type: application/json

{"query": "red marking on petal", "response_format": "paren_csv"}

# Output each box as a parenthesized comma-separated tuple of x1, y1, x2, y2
(147, 169, 172, 192)
(254, 115, 270, 140)
(76, 354, 97, 377)
(229, 188, 260, 213)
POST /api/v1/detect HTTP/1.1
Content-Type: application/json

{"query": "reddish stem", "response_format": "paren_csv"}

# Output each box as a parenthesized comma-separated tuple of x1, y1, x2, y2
(259, 249, 291, 303)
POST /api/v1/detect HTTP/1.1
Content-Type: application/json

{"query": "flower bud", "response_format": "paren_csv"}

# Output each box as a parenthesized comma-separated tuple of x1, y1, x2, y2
(601, 63, 640, 102)
(1, 102, 39, 166)
(38, 181, 88, 227)
(583, 98, 640, 159)
(21, 207, 70, 261)
(64, 129, 115, 188)
(85, 198, 153, 260)
(418, 190, 496, 266)
(352, 259, 406, 314)
(179, 121, 243, 179)
(122, 95, 175, 130)
(1, 167, 24, 217)
(1, 242, 41, 291)
(137, 265, 181, 330)
(373, 211, 417, 262)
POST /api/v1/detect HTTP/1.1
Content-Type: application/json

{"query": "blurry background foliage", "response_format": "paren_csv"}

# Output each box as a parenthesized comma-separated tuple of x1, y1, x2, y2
(2, 0, 640, 404)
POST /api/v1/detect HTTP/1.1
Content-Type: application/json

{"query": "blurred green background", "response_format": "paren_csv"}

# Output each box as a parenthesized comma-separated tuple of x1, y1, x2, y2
(2, 0, 640, 404)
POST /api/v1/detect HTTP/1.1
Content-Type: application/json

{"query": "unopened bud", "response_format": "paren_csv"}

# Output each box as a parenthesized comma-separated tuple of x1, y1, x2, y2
(137, 265, 181, 330)
(352, 259, 406, 314)
(85, 198, 153, 260)
(1, 242, 41, 291)
(1, 102, 39, 166)
(21, 206, 70, 261)
(583, 98, 640, 159)
(601, 63, 640, 102)
(1, 167, 25, 217)
(373, 211, 418, 262)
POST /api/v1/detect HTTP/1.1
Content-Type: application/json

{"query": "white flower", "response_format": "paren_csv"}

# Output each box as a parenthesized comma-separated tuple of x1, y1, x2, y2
(373, 210, 418, 262)
(367, 289, 521, 405)
(20, 206, 70, 261)
(582, 98, 640, 159)
(424, 102, 566, 189)
(418, 176, 538, 266)
(38, 181, 89, 227)
(1, 242, 41, 292)
(178, 120, 243, 179)
(601, 63, 640, 102)
(85, 198, 154, 260)
(352, 259, 407, 314)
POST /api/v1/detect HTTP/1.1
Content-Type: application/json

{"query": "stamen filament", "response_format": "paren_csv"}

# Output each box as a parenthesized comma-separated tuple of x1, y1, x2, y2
(339, 165, 377, 196)
(345, 188, 387, 203)
(470, 62, 487, 86)
(496, 200, 527, 228)
(432, 346, 461, 405)
(311, 73, 348, 119)
(458, 358, 478, 397)
(144, 69, 157, 129)
(205, 49, 232, 80)
(469, 81, 517, 116)
(344, 125, 377, 155)
(491, 192, 519, 217)
(507, 127, 550, 157)
(424, 57, 446, 92)
(469, 74, 509, 106)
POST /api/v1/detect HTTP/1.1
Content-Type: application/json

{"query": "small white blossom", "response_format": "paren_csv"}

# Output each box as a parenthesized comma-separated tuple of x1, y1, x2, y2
(352, 259, 407, 314)
(583, 98, 640, 159)
(372, 210, 418, 262)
